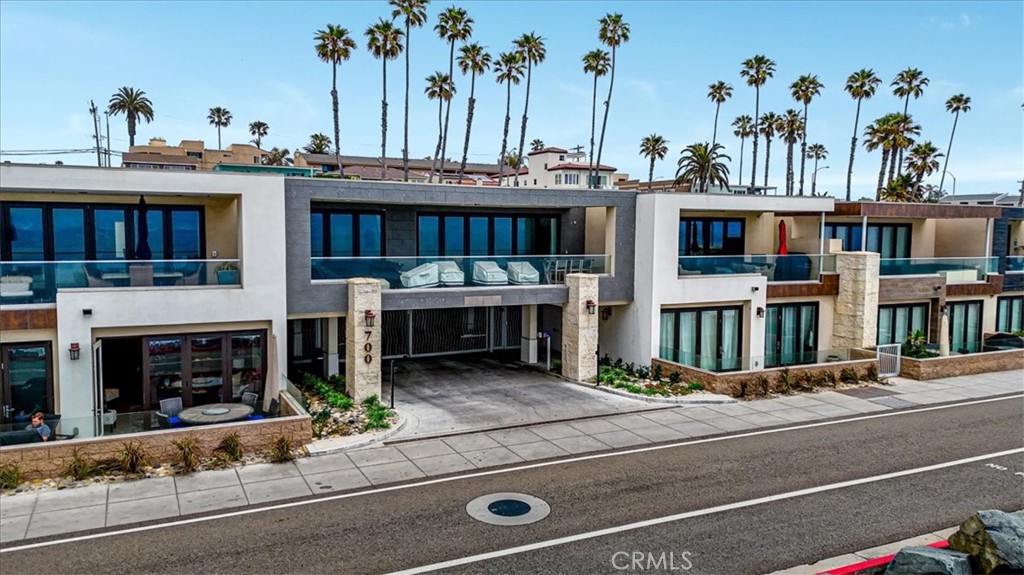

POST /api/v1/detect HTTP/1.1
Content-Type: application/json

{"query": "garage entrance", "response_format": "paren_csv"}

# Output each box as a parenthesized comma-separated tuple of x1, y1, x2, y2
(380, 306, 522, 358)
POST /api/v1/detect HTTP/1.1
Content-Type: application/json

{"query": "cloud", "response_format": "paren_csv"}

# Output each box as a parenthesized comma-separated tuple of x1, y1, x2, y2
(624, 78, 660, 104)
(923, 12, 974, 31)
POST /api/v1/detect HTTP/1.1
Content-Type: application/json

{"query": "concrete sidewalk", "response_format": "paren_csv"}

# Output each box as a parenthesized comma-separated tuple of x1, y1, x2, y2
(2, 369, 1021, 544)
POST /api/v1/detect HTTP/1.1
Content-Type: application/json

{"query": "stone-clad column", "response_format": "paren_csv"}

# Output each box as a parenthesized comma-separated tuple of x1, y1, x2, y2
(345, 279, 382, 401)
(832, 252, 880, 350)
(521, 304, 538, 364)
(562, 274, 599, 382)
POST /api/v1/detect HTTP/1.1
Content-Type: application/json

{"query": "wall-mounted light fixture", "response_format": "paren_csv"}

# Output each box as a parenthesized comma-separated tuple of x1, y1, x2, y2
(600, 307, 612, 321)
(756, 307, 765, 318)
(751, 286, 760, 292)
(585, 300, 597, 315)
(69, 342, 81, 360)
(364, 310, 376, 328)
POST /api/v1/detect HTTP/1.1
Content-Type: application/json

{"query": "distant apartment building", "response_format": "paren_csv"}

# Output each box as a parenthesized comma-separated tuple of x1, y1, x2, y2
(122, 138, 267, 171)
(508, 147, 618, 189)
(293, 153, 501, 185)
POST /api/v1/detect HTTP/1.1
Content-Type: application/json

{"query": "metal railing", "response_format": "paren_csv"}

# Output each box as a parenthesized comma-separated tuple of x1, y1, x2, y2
(0, 259, 241, 304)
(676, 254, 835, 282)
(310, 254, 609, 288)
(878, 257, 997, 282)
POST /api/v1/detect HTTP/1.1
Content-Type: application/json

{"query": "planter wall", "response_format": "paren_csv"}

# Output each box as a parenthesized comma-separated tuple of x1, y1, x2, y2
(899, 348, 1024, 380)
(651, 356, 879, 398)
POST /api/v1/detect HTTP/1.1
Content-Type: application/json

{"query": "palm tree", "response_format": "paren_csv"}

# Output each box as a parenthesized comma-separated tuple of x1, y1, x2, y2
(512, 32, 546, 188)
(706, 80, 733, 192)
(790, 74, 823, 195)
(263, 147, 293, 166)
(582, 49, 611, 189)
(758, 111, 782, 187)
(740, 55, 776, 191)
(503, 148, 521, 173)
(304, 133, 333, 154)
(639, 134, 669, 192)
(530, 139, 545, 151)
(675, 142, 731, 192)
(207, 107, 232, 149)
(731, 115, 754, 187)
(891, 68, 929, 175)
(425, 72, 456, 182)
(389, 0, 429, 181)
(886, 113, 920, 186)
(805, 143, 828, 196)
(844, 69, 881, 200)
(248, 121, 269, 149)
(106, 87, 154, 148)
(434, 6, 473, 183)
(457, 42, 492, 179)
(863, 115, 893, 200)
(904, 141, 943, 199)
(494, 50, 525, 187)
(594, 13, 630, 189)
(366, 18, 404, 180)
(315, 24, 357, 177)
(780, 109, 805, 196)
(938, 94, 971, 195)
(881, 173, 916, 202)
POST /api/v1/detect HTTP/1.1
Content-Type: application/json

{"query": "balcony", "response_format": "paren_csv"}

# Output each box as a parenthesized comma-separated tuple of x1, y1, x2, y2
(310, 254, 608, 289)
(1006, 256, 1024, 273)
(676, 254, 835, 282)
(879, 257, 997, 283)
(0, 260, 241, 305)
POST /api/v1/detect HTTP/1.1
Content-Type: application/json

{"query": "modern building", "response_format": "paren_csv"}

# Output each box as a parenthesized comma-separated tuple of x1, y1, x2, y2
(123, 138, 268, 171)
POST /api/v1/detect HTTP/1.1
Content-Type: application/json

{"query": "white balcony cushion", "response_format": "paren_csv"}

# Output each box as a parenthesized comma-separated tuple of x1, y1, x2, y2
(436, 261, 464, 286)
(507, 261, 540, 285)
(472, 261, 508, 285)
(400, 262, 440, 288)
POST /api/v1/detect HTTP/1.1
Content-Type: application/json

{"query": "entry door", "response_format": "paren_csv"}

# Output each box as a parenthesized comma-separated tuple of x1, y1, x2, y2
(288, 319, 325, 380)
(1, 342, 54, 424)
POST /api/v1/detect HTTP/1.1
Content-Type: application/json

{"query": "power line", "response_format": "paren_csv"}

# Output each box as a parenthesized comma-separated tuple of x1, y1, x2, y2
(0, 148, 122, 156)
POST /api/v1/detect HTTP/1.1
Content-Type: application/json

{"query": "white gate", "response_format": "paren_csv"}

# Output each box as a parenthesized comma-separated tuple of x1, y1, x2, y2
(877, 343, 902, 377)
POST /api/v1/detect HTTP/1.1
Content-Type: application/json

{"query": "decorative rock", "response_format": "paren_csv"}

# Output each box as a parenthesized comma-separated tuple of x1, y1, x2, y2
(948, 510, 1024, 574)
(884, 546, 972, 575)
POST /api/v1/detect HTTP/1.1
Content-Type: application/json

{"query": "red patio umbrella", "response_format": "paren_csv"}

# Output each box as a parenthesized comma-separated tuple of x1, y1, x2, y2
(778, 220, 788, 255)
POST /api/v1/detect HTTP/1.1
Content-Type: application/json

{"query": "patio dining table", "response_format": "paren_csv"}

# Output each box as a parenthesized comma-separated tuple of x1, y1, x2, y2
(177, 403, 253, 425)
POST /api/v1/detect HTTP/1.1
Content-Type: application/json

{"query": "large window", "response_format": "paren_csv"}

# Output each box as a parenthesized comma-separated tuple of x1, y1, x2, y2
(765, 303, 818, 367)
(948, 300, 983, 353)
(417, 213, 559, 257)
(824, 223, 911, 258)
(1, 202, 204, 261)
(659, 306, 742, 372)
(996, 296, 1024, 333)
(878, 303, 929, 345)
(678, 217, 745, 256)
(309, 208, 385, 258)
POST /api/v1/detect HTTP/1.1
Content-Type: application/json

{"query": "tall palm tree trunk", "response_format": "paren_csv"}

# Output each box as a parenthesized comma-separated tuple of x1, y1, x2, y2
(217, 126, 222, 149)
(846, 98, 862, 201)
(332, 64, 344, 177)
(499, 81, 512, 187)
(707, 103, 721, 193)
(763, 136, 772, 187)
(594, 47, 616, 189)
(785, 141, 794, 196)
(439, 41, 456, 183)
(798, 104, 808, 195)
(380, 58, 389, 180)
(513, 61, 533, 188)
(459, 73, 477, 180)
(750, 88, 760, 192)
(736, 137, 745, 188)
(647, 157, 655, 192)
(402, 23, 411, 181)
(876, 148, 889, 201)
(588, 73, 598, 189)
(812, 156, 819, 196)
(896, 97, 909, 176)
(431, 97, 443, 182)
(887, 148, 898, 187)
(938, 111, 959, 195)
(128, 114, 137, 147)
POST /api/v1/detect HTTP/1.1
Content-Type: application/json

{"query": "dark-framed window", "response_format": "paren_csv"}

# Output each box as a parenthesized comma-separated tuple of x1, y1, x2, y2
(678, 217, 745, 256)
(1, 342, 54, 421)
(1, 201, 205, 261)
(309, 208, 385, 258)
(948, 300, 983, 353)
(659, 306, 742, 372)
(877, 303, 929, 346)
(765, 302, 818, 367)
(996, 296, 1024, 333)
(824, 223, 911, 259)
(416, 213, 559, 257)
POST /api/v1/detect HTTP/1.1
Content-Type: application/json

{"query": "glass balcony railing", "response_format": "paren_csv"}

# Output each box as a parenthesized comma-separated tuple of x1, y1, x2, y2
(310, 254, 609, 289)
(879, 257, 996, 282)
(0, 259, 241, 305)
(1006, 256, 1024, 273)
(676, 254, 835, 282)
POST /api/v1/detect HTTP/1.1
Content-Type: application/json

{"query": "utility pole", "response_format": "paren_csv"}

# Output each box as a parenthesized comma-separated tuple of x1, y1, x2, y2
(89, 101, 102, 167)
(1018, 179, 1023, 207)
(570, 145, 584, 154)
(104, 111, 112, 167)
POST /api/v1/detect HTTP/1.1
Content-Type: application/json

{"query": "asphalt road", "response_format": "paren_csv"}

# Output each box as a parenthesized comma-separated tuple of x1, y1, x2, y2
(3, 396, 1022, 575)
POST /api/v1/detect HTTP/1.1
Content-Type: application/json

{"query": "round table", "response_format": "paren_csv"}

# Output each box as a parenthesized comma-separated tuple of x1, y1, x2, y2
(177, 403, 253, 425)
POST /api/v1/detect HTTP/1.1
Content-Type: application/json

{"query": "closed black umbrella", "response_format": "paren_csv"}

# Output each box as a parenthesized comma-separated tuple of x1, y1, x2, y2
(135, 196, 152, 260)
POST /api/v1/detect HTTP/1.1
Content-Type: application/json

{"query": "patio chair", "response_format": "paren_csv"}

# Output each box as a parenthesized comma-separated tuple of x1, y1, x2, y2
(158, 398, 183, 426)
(242, 392, 259, 409)
(267, 398, 280, 418)
(156, 411, 172, 429)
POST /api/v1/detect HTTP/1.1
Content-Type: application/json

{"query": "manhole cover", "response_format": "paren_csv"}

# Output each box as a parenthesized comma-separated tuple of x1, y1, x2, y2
(467, 492, 550, 526)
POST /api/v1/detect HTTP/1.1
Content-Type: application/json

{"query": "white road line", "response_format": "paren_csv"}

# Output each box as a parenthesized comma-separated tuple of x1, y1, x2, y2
(385, 447, 1024, 575)
(2, 393, 1021, 554)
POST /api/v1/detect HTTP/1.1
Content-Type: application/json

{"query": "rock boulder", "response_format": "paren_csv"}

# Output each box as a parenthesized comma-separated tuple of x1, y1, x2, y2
(884, 546, 972, 575)
(948, 510, 1024, 574)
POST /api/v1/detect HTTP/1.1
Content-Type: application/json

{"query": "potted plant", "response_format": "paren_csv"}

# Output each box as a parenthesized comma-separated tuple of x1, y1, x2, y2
(215, 262, 239, 285)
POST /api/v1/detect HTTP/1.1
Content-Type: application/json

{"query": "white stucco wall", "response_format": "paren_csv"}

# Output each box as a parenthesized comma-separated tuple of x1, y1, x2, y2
(1, 165, 288, 420)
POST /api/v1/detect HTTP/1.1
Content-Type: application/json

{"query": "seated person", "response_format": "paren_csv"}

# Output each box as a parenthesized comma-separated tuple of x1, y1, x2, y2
(25, 411, 51, 441)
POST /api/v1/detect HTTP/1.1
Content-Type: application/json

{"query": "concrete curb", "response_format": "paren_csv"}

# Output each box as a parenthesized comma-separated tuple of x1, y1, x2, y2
(304, 411, 408, 456)
(580, 382, 738, 404)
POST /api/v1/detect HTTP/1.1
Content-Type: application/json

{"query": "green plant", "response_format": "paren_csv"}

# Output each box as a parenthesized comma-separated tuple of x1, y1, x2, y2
(363, 401, 393, 431)
(613, 357, 624, 369)
(736, 380, 749, 398)
(361, 394, 380, 407)
(755, 375, 771, 396)
(812, 371, 832, 388)
(303, 373, 354, 410)
(687, 381, 704, 392)
(777, 368, 794, 394)
(599, 353, 612, 367)
(635, 365, 651, 380)
(67, 447, 96, 480)
(117, 441, 149, 473)
(269, 434, 296, 463)
(839, 367, 860, 385)
(798, 371, 816, 391)
(0, 463, 24, 489)
(214, 432, 244, 462)
(311, 408, 334, 438)
(172, 436, 203, 473)
(901, 329, 939, 359)
(1013, 329, 1024, 337)
(550, 359, 562, 373)
(668, 371, 681, 384)
(624, 362, 636, 377)
(865, 363, 885, 383)
(651, 363, 664, 381)
(215, 261, 238, 272)
(822, 370, 838, 387)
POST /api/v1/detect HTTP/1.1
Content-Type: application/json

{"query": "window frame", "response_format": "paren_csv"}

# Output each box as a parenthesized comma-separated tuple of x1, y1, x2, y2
(947, 300, 984, 353)
(824, 222, 912, 258)
(309, 207, 386, 258)
(877, 302, 930, 345)
(678, 217, 747, 256)
(765, 302, 819, 368)
(996, 296, 1024, 333)
(415, 212, 561, 257)
(659, 305, 744, 372)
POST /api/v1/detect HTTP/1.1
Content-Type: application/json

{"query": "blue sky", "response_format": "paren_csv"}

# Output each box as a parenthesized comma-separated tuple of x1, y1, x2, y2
(1, 1, 1021, 197)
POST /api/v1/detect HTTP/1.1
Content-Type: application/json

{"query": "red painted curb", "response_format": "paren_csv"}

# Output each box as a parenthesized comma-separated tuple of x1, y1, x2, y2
(816, 540, 950, 575)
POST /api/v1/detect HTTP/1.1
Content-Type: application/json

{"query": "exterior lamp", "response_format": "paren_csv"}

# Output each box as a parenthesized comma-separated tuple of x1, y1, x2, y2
(756, 307, 766, 318)
(364, 310, 376, 328)
(69, 342, 81, 360)
(586, 300, 597, 315)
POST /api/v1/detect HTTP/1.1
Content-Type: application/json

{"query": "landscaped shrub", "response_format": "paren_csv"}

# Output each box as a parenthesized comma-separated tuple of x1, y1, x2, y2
(777, 368, 795, 394)
(687, 381, 704, 392)
(902, 330, 939, 359)
(0, 464, 24, 489)
(865, 364, 885, 383)
(172, 436, 203, 474)
(755, 375, 771, 396)
(116, 441, 149, 473)
(303, 373, 354, 410)
(268, 435, 296, 462)
(67, 447, 96, 480)
(635, 365, 651, 380)
(624, 362, 636, 376)
(214, 432, 244, 462)
(599, 353, 613, 367)
(667, 371, 681, 384)
(839, 367, 860, 385)
(613, 357, 624, 369)
(798, 371, 816, 391)
(310, 408, 334, 438)
(651, 363, 664, 382)
(736, 380, 749, 398)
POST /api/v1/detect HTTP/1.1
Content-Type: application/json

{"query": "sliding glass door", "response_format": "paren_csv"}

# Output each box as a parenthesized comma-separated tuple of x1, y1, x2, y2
(659, 306, 742, 371)
(948, 301, 983, 353)
(877, 303, 929, 346)
(765, 303, 818, 367)
(996, 296, 1023, 333)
